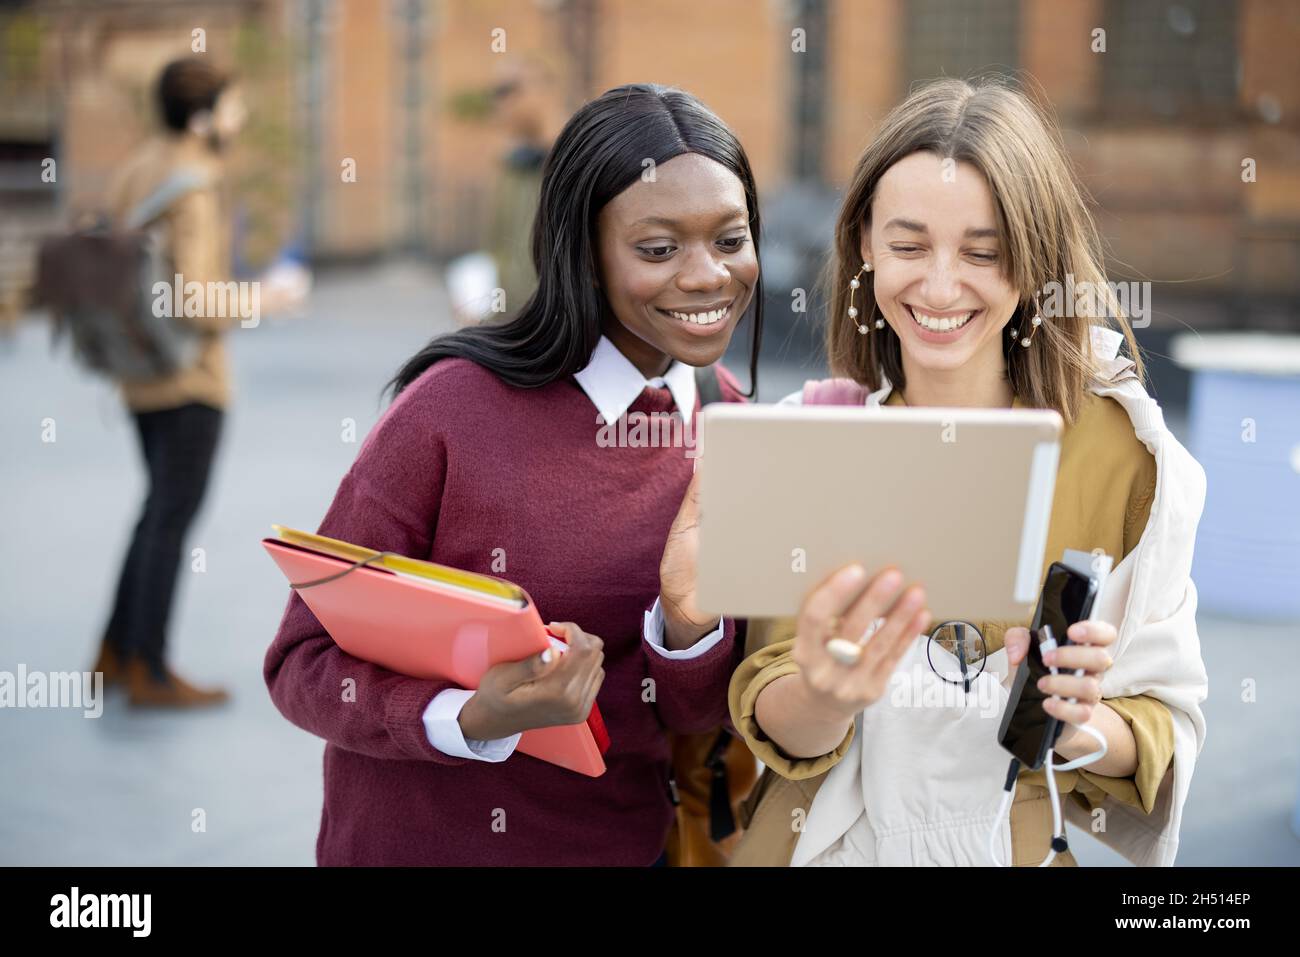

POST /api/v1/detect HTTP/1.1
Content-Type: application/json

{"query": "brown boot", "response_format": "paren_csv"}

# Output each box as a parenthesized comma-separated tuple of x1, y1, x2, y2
(90, 640, 125, 688)
(126, 659, 230, 709)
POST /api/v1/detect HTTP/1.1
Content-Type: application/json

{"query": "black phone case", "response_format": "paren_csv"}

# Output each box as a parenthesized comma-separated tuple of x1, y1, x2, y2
(1032, 630, 1073, 769)
(1005, 562, 1099, 770)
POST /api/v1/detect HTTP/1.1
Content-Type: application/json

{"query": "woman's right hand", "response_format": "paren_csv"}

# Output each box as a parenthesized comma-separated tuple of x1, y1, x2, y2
(457, 622, 605, 741)
(791, 564, 931, 723)
(658, 470, 717, 650)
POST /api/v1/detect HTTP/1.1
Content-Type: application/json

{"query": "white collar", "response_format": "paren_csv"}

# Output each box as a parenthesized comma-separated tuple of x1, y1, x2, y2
(573, 335, 697, 424)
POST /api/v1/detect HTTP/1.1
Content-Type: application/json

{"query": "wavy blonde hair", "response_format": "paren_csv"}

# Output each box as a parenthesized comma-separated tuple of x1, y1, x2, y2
(825, 77, 1143, 424)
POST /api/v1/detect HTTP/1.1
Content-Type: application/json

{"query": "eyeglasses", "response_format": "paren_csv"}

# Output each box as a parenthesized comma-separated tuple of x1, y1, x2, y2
(925, 620, 988, 694)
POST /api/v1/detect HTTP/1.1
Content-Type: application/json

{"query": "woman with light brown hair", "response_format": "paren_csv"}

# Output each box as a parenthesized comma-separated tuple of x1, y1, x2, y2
(659, 77, 1208, 866)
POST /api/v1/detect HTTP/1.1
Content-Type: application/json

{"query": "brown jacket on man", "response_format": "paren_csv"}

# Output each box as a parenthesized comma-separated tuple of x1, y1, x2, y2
(106, 134, 236, 413)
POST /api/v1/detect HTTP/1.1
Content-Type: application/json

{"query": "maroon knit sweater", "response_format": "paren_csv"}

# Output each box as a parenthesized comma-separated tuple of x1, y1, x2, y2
(265, 357, 745, 865)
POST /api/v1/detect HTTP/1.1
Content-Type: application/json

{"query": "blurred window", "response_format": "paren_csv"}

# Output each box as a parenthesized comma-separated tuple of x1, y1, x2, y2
(1101, 0, 1239, 119)
(905, 0, 1021, 84)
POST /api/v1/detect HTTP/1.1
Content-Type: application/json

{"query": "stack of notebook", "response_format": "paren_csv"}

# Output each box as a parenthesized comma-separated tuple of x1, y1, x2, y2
(263, 525, 609, 777)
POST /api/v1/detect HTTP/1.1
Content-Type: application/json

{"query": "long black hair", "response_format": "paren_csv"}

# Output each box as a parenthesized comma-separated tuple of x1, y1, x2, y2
(384, 83, 764, 400)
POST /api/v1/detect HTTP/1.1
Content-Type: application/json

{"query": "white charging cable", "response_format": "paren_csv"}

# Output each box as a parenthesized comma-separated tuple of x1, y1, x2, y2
(988, 626, 1108, 867)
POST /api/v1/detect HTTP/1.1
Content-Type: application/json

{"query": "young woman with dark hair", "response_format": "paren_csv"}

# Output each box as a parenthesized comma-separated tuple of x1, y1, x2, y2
(265, 83, 763, 865)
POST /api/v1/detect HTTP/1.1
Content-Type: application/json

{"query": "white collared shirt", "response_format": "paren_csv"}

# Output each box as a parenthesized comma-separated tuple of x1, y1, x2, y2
(423, 335, 725, 761)
(573, 333, 699, 425)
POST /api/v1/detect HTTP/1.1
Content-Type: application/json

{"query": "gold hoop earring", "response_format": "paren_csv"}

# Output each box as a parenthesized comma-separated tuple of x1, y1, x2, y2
(848, 262, 883, 335)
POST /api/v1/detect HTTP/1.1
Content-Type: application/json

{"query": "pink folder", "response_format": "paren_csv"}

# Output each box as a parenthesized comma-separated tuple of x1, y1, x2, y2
(263, 537, 608, 777)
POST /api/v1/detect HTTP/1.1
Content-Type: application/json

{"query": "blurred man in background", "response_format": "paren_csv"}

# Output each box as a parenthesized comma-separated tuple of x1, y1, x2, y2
(93, 56, 246, 708)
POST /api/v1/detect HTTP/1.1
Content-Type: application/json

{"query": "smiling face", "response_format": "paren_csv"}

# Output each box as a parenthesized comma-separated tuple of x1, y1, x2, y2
(596, 152, 758, 377)
(864, 151, 1020, 387)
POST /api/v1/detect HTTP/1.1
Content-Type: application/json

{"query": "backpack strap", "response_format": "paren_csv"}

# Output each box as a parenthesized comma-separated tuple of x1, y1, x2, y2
(801, 377, 870, 406)
(123, 168, 212, 230)
(705, 727, 738, 842)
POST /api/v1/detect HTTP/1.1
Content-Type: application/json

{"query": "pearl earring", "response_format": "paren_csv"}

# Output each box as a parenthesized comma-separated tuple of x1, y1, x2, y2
(848, 262, 883, 335)
(1009, 308, 1044, 347)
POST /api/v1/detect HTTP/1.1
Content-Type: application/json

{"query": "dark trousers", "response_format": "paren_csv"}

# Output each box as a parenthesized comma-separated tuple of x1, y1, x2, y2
(102, 402, 224, 676)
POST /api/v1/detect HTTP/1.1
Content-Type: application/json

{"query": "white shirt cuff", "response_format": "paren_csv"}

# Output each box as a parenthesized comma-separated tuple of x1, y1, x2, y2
(422, 688, 521, 762)
(643, 597, 726, 659)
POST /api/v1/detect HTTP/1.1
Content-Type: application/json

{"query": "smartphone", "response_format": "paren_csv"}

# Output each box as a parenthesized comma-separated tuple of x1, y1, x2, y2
(997, 561, 1099, 770)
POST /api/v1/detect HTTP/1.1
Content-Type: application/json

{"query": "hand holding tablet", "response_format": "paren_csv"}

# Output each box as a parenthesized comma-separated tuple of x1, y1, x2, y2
(787, 563, 932, 720)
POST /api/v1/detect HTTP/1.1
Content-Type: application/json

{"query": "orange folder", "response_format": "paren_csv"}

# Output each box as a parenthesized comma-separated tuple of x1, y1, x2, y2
(262, 525, 608, 777)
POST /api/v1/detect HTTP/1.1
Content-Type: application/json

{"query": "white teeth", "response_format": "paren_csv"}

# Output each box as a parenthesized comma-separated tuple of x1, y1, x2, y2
(669, 304, 730, 325)
(910, 307, 973, 333)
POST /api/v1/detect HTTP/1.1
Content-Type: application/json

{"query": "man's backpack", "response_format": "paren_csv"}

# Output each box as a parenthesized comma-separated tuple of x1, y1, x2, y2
(34, 169, 212, 381)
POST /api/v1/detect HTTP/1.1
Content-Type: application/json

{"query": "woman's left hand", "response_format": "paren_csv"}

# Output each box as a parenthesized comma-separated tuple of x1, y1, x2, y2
(1004, 620, 1117, 728)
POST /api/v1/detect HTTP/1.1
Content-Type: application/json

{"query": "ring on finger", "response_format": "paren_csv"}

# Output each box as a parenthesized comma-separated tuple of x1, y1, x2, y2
(826, 616, 885, 667)
(824, 614, 858, 666)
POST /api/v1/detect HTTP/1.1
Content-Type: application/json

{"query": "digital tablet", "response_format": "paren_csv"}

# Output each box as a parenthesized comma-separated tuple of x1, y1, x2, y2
(695, 403, 1064, 622)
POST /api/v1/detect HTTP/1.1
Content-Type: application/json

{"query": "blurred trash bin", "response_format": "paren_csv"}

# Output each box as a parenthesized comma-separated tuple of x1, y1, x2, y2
(1172, 333, 1300, 620)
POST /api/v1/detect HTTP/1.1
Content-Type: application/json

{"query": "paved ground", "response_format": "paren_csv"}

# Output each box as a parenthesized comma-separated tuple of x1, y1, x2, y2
(1, 262, 1297, 866)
